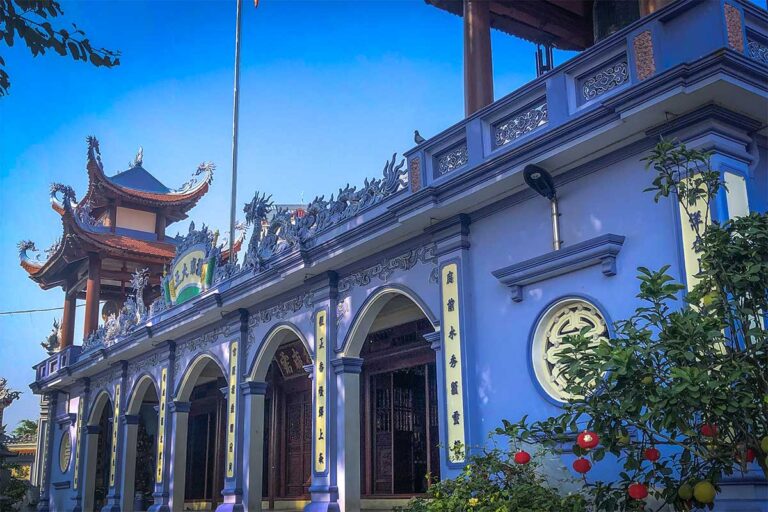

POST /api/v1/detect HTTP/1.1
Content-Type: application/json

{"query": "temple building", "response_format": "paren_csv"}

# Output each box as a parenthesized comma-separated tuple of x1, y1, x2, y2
(21, 0, 767, 511)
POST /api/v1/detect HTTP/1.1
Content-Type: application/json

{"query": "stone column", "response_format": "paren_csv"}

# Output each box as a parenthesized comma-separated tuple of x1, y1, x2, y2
(168, 400, 191, 511)
(102, 366, 127, 512)
(331, 357, 363, 512)
(305, 272, 340, 512)
(118, 414, 140, 512)
(83, 252, 101, 339)
(241, 381, 268, 512)
(216, 310, 249, 512)
(149, 343, 175, 512)
(463, 0, 493, 116)
(428, 214, 473, 478)
(80, 424, 102, 512)
(37, 392, 58, 512)
(71, 380, 90, 512)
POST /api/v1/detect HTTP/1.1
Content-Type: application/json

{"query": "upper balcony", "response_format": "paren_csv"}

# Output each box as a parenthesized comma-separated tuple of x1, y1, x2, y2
(32, 0, 768, 391)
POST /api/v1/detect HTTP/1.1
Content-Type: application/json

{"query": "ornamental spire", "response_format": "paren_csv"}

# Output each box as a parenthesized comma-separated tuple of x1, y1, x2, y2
(131, 146, 144, 168)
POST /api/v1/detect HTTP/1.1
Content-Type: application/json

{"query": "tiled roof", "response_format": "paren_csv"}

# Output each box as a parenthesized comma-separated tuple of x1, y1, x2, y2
(109, 165, 171, 193)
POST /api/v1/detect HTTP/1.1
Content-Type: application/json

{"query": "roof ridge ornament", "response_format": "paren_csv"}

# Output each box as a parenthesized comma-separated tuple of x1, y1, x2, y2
(131, 146, 144, 168)
(172, 161, 215, 195)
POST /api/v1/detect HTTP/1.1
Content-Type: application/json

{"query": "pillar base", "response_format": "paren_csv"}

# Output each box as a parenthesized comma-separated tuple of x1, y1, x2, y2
(36, 499, 50, 512)
(147, 490, 170, 512)
(304, 485, 340, 512)
(214, 505, 244, 512)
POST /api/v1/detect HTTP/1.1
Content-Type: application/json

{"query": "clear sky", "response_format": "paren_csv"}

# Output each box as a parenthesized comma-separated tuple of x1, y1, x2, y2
(0, 0, 570, 429)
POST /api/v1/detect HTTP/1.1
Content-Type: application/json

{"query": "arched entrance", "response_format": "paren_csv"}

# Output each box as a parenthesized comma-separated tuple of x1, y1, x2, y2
(173, 355, 228, 510)
(263, 336, 313, 506)
(246, 323, 313, 511)
(342, 288, 441, 507)
(122, 376, 159, 512)
(82, 391, 113, 512)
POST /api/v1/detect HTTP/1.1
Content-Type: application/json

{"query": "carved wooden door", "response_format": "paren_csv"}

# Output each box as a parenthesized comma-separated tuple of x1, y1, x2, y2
(284, 389, 311, 497)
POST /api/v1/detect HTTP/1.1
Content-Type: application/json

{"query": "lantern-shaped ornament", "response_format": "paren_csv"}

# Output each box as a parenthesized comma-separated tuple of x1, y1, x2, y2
(572, 457, 592, 474)
(628, 483, 648, 500)
(514, 450, 531, 465)
(577, 430, 600, 450)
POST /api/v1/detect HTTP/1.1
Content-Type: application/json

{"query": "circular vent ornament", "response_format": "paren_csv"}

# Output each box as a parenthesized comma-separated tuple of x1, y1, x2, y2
(531, 299, 608, 401)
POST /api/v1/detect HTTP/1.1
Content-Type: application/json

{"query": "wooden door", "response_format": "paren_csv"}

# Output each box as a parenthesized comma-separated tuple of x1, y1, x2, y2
(284, 388, 311, 497)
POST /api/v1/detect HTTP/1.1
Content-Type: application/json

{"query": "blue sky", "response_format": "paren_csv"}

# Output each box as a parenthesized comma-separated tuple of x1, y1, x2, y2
(0, 0, 569, 429)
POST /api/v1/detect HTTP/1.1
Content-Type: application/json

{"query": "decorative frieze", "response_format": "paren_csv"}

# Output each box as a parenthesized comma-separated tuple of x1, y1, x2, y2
(248, 293, 314, 329)
(582, 61, 629, 100)
(90, 372, 115, 393)
(173, 326, 227, 375)
(632, 31, 655, 81)
(338, 244, 437, 294)
(724, 3, 744, 52)
(747, 38, 768, 65)
(127, 352, 164, 376)
(494, 102, 548, 148)
(436, 143, 468, 176)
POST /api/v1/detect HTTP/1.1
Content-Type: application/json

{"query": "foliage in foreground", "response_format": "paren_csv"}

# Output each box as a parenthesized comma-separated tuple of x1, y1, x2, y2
(397, 442, 587, 512)
(0, 0, 120, 96)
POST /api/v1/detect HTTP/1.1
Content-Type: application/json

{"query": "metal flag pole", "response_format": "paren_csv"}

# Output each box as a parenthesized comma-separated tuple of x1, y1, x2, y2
(229, 0, 244, 259)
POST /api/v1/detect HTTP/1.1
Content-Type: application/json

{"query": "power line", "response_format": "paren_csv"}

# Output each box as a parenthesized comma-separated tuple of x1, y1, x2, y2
(0, 304, 86, 316)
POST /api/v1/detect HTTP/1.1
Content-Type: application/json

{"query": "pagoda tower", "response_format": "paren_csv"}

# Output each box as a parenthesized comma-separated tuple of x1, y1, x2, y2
(18, 136, 214, 350)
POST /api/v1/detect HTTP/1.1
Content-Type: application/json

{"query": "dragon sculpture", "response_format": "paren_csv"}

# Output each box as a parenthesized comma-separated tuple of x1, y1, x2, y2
(83, 268, 151, 352)
(41, 319, 61, 355)
(242, 153, 407, 271)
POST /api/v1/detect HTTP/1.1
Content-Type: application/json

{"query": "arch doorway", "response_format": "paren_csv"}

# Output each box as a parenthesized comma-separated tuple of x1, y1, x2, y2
(174, 356, 228, 510)
(356, 294, 441, 498)
(263, 337, 313, 508)
(83, 392, 113, 512)
(124, 377, 159, 512)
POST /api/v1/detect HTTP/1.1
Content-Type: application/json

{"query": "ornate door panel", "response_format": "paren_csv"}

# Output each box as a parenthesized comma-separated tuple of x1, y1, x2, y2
(284, 389, 311, 497)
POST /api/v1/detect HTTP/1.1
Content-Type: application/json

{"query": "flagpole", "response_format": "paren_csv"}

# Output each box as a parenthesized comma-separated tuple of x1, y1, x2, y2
(229, 0, 244, 259)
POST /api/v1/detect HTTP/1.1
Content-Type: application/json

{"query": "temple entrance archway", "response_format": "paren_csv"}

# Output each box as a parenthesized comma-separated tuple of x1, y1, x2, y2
(263, 337, 313, 506)
(245, 323, 313, 512)
(172, 355, 228, 511)
(121, 375, 159, 512)
(82, 391, 113, 512)
(339, 288, 441, 509)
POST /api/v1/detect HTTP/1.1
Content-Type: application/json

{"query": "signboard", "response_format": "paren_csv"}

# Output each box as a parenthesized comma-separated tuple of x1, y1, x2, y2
(314, 310, 328, 473)
(162, 224, 219, 306)
(226, 342, 238, 478)
(441, 263, 466, 463)
(155, 367, 168, 483)
(109, 383, 121, 487)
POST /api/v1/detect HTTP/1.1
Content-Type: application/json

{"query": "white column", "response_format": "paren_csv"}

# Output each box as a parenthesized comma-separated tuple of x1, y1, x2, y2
(331, 357, 363, 512)
(118, 415, 140, 512)
(168, 401, 190, 511)
(80, 425, 101, 512)
(242, 381, 268, 512)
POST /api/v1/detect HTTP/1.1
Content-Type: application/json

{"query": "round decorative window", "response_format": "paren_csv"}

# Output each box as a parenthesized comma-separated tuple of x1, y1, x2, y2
(59, 432, 72, 473)
(531, 299, 608, 401)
